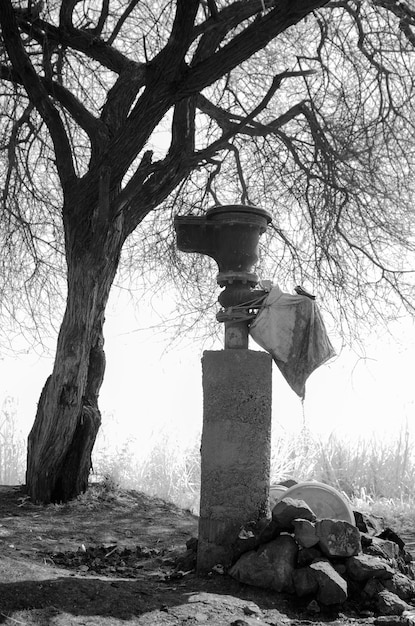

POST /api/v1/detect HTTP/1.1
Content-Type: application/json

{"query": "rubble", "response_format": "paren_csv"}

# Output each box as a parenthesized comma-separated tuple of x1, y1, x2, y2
(347, 554, 395, 581)
(228, 535, 298, 592)
(377, 590, 411, 615)
(310, 559, 348, 605)
(225, 496, 415, 615)
(292, 518, 319, 548)
(316, 519, 362, 557)
(272, 497, 316, 531)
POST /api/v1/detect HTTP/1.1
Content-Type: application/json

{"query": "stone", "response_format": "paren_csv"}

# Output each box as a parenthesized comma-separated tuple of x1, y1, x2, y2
(310, 560, 348, 605)
(347, 554, 395, 581)
(402, 550, 414, 565)
(293, 519, 319, 548)
(384, 572, 415, 601)
(232, 518, 280, 560)
(316, 519, 361, 557)
(292, 566, 319, 597)
(354, 510, 384, 535)
(229, 535, 298, 592)
(378, 529, 405, 551)
(175, 548, 196, 571)
(297, 546, 323, 567)
(366, 537, 400, 561)
(332, 562, 347, 576)
(242, 605, 262, 616)
(377, 590, 411, 616)
(364, 577, 385, 598)
(257, 519, 281, 545)
(272, 497, 316, 531)
(188, 593, 261, 617)
(361, 532, 374, 549)
(232, 531, 260, 560)
(279, 479, 298, 488)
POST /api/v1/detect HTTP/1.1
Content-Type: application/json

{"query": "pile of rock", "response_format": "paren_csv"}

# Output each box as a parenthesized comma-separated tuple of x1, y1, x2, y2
(228, 497, 415, 615)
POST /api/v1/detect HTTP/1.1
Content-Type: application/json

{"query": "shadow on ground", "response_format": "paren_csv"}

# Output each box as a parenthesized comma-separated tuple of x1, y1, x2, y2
(0, 569, 301, 625)
(0, 485, 299, 625)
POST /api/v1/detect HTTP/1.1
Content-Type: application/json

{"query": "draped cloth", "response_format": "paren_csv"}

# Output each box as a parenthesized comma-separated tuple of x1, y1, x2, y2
(249, 286, 335, 399)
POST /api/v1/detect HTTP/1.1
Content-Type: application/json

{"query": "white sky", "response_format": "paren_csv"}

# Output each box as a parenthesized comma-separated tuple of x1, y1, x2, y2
(0, 286, 414, 451)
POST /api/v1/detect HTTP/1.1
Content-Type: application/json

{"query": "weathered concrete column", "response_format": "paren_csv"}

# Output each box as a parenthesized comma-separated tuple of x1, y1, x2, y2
(197, 349, 272, 573)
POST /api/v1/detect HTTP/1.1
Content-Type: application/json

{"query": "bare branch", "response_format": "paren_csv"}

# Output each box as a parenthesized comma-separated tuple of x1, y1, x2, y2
(183, 1, 329, 96)
(225, 143, 252, 204)
(206, 0, 219, 20)
(203, 159, 222, 205)
(193, 0, 277, 44)
(197, 94, 307, 137)
(2, 0, 415, 357)
(113, 150, 154, 217)
(59, 0, 82, 29)
(0, 0, 76, 189)
(18, 16, 133, 74)
(94, 0, 110, 37)
(107, 0, 140, 46)
(119, 97, 197, 235)
(196, 70, 315, 157)
(100, 62, 146, 133)
(170, 97, 196, 158)
(151, 0, 200, 72)
(0, 64, 108, 157)
(2, 103, 34, 206)
(105, 2, 200, 182)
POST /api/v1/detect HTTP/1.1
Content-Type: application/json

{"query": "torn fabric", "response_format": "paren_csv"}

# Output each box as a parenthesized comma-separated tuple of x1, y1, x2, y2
(249, 285, 335, 399)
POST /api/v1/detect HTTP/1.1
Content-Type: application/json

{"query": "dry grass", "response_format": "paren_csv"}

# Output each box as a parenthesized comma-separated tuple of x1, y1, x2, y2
(1, 397, 414, 525)
(270, 424, 415, 501)
(92, 427, 201, 513)
(0, 397, 26, 484)
(92, 420, 415, 520)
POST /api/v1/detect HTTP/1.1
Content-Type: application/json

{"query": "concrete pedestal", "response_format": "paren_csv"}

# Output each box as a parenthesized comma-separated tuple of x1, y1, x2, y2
(197, 349, 272, 573)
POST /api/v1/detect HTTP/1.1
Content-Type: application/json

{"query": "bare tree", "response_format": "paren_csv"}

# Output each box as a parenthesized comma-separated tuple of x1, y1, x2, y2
(0, 0, 414, 503)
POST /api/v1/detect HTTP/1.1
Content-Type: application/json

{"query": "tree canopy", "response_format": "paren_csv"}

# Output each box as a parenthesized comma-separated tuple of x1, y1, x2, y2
(1, 0, 415, 501)
(1, 0, 415, 343)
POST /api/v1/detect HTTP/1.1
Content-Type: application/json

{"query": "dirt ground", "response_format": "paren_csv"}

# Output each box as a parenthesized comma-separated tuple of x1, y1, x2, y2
(0, 484, 394, 626)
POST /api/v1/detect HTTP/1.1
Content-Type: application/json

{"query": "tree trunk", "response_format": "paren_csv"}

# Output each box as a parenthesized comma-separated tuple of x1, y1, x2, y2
(26, 210, 123, 503)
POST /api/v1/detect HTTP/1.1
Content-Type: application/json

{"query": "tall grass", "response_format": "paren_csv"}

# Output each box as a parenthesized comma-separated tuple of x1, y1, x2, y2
(1, 396, 415, 528)
(269, 424, 415, 501)
(92, 420, 415, 520)
(92, 425, 200, 512)
(0, 396, 26, 484)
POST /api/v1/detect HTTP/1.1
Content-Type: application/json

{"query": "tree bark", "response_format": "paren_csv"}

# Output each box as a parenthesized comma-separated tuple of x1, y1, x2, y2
(26, 208, 123, 503)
